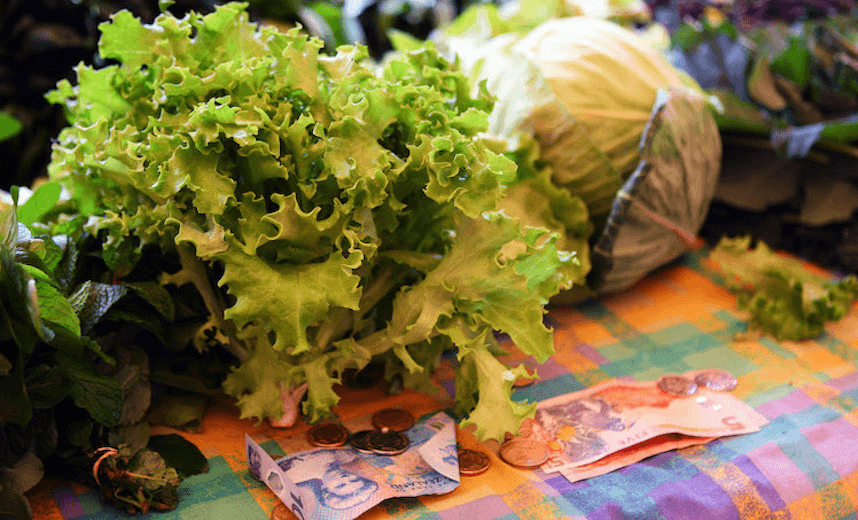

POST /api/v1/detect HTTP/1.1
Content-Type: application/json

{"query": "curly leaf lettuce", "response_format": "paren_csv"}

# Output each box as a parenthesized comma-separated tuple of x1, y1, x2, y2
(711, 236, 858, 340)
(47, 3, 579, 440)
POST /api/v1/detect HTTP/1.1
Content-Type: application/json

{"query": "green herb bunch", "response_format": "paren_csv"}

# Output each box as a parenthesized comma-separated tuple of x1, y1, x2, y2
(1, 192, 211, 517)
(46, 2, 579, 441)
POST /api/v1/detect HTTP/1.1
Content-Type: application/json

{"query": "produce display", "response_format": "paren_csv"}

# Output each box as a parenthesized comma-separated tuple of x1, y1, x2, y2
(2, 0, 858, 518)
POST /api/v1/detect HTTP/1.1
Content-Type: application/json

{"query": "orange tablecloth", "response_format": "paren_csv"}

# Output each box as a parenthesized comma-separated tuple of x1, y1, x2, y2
(27, 251, 858, 519)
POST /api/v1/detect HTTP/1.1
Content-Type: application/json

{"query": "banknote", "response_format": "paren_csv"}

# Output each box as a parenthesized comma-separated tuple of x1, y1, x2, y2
(523, 370, 768, 473)
(245, 412, 459, 520)
(558, 433, 715, 483)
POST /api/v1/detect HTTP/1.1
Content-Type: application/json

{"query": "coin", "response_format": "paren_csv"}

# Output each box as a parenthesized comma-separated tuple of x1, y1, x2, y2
(271, 503, 293, 520)
(694, 369, 738, 392)
(498, 438, 549, 469)
(458, 448, 491, 476)
(657, 374, 698, 396)
(371, 408, 415, 432)
(307, 422, 350, 447)
(368, 430, 410, 455)
(349, 430, 375, 454)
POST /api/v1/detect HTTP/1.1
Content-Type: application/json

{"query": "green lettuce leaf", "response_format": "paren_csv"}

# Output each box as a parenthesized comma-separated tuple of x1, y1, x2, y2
(711, 236, 858, 340)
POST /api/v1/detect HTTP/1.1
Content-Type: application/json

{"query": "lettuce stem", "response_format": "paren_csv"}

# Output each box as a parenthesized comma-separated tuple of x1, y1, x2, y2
(176, 244, 248, 361)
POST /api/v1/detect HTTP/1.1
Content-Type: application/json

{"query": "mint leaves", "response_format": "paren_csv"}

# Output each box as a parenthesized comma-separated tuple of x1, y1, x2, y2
(47, 3, 579, 440)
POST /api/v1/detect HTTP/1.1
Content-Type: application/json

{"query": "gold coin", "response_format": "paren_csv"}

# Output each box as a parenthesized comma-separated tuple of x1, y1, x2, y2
(458, 448, 490, 476)
(368, 430, 410, 455)
(271, 503, 295, 520)
(307, 422, 350, 447)
(499, 438, 549, 469)
(371, 408, 415, 432)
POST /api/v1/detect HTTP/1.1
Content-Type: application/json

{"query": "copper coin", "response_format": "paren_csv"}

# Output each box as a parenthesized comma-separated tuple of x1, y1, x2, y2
(349, 430, 375, 454)
(694, 369, 738, 392)
(458, 448, 491, 476)
(657, 374, 698, 396)
(271, 503, 294, 520)
(498, 438, 549, 469)
(307, 422, 350, 447)
(368, 430, 410, 455)
(371, 408, 415, 432)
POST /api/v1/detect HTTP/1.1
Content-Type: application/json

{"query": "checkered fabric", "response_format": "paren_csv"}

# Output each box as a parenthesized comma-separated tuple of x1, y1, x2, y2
(27, 251, 858, 519)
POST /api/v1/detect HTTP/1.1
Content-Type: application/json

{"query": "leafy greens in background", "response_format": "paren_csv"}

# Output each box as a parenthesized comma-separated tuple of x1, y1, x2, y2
(665, 7, 858, 159)
(711, 236, 858, 340)
(45, 2, 580, 442)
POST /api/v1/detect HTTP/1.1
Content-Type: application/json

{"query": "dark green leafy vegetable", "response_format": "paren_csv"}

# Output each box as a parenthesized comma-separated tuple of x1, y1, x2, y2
(91, 446, 181, 514)
(146, 433, 209, 479)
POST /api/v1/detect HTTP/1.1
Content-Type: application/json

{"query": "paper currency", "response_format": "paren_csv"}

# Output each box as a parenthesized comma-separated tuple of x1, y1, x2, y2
(524, 370, 768, 473)
(559, 433, 715, 483)
(246, 412, 459, 520)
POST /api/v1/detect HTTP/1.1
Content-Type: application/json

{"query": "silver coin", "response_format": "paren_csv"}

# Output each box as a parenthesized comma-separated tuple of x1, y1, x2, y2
(694, 369, 738, 392)
(657, 374, 698, 396)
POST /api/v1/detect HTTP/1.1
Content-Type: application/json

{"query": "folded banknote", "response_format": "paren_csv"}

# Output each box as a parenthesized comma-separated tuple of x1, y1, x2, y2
(522, 370, 768, 473)
(246, 412, 459, 520)
(559, 433, 715, 483)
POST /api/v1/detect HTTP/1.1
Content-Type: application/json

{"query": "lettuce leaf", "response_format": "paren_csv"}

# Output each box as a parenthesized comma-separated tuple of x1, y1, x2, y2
(711, 236, 858, 340)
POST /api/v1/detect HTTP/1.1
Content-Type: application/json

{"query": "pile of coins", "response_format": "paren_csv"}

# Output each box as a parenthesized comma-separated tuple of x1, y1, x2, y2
(306, 408, 415, 456)
(656, 369, 738, 396)
(304, 408, 493, 475)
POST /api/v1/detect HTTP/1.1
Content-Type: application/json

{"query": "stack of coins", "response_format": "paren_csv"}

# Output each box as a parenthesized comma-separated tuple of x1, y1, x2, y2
(305, 409, 420, 456)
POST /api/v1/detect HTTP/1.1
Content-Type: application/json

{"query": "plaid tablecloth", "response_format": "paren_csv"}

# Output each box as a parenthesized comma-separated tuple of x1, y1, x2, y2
(27, 251, 858, 519)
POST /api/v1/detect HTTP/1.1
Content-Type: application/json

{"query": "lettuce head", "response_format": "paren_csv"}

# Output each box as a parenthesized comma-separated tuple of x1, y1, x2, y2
(45, 2, 580, 440)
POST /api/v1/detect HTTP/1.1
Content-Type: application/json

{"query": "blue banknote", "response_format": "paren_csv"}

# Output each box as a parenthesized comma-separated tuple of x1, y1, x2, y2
(245, 412, 459, 520)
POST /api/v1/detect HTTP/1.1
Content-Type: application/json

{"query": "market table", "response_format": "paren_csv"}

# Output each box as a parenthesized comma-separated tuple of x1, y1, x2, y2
(26, 250, 858, 519)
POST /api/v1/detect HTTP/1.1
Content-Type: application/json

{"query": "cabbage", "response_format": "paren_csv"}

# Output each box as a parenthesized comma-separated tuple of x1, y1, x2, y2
(432, 15, 722, 292)
(511, 18, 706, 220)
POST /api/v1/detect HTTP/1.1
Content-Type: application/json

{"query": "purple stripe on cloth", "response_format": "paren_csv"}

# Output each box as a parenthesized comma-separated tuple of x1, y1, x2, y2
(535, 358, 572, 380)
(729, 454, 788, 511)
(53, 487, 86, 518)
(802, 418, 858, 478)
(437, 494, 513, 520)
(746, 442, 815, 504)
(648, 471, 739, 520)
(544, 473, 583, 496)
(755, 389, 816, 419)
(576, 344, 610, 366)
(585, 501, 626, 519)
(441, 379, 456, 400)
(825, 371, 858, 393)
